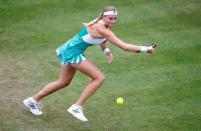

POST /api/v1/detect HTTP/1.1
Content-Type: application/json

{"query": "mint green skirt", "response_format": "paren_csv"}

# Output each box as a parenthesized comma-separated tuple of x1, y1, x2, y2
(56, 27, 92, 65)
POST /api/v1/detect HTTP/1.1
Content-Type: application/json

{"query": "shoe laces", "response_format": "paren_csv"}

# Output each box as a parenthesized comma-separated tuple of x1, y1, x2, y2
(30, 102, 42, 111)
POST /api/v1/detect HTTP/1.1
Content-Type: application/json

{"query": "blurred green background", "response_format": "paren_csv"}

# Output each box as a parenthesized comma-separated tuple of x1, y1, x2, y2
(0, 0, 201, 130)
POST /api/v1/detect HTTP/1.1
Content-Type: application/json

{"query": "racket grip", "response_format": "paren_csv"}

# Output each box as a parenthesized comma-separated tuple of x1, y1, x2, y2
(151, 44, 157, 48)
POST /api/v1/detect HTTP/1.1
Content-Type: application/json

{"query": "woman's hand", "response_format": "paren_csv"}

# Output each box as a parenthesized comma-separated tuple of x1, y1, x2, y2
(147, 44, 157, 54)
(147, 47, 155, 54)
(106, 52, 113, 64)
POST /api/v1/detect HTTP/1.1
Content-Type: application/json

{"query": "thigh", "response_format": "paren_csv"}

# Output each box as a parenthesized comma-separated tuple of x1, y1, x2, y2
(69, 60, 104, 79)
(59, 64, 76, 82)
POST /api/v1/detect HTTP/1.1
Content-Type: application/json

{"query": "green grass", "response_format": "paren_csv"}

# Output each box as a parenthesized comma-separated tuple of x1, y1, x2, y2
(0, 0, 201, 130)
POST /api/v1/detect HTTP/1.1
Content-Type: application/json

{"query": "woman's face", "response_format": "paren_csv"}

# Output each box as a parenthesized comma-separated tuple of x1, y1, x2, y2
(103, 15, 117, 28)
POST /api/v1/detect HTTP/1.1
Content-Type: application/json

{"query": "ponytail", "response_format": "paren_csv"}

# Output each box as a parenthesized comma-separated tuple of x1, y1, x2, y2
(84, 16, 102, 26)
(83, 12, 102, 26)
(83, 6, 117, 26)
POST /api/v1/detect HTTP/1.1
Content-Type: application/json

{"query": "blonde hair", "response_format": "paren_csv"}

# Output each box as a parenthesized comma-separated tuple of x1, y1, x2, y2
(84, 5, 117, 26)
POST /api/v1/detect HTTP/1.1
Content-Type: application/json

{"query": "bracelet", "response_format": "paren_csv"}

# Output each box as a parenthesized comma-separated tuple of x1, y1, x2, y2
(104, 48, 110, 55)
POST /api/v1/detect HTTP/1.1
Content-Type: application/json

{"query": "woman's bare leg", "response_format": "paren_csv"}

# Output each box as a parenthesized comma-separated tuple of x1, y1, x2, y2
(33, 64, 76, 101)
(70, 60, 105, 106)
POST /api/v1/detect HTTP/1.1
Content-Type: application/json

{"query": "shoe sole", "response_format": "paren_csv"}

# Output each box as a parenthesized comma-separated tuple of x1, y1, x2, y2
(67, 108, 88, 122)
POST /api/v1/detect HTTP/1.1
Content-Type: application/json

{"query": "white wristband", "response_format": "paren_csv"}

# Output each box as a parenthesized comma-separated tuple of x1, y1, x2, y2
(104, 48, 110, 55)
(140, 46, 148, 52)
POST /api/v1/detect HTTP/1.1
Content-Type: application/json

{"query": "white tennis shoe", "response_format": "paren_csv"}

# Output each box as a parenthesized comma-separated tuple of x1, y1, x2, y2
(67, 104, 88, 122)
(23, 97, 43, 116)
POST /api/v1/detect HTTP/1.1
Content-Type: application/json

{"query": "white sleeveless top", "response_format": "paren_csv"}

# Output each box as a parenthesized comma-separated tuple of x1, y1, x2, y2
(82, 34, 106, 45)
(82, 20, 106, 45)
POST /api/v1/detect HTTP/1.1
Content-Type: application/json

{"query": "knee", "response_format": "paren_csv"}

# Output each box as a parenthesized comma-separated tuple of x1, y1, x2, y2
(58, 81, 70, 88)
(97, 74, 106, 84)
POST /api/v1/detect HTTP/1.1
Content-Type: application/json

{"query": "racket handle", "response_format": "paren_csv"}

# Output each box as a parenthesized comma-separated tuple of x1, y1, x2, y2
(151, 44, 157, 48)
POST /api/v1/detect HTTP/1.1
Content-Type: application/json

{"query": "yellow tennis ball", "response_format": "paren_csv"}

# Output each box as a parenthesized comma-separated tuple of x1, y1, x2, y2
(116, 97, 124, 105)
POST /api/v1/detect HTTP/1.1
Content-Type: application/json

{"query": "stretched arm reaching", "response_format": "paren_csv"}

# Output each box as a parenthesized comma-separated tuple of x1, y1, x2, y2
(96, 24, 155, 54)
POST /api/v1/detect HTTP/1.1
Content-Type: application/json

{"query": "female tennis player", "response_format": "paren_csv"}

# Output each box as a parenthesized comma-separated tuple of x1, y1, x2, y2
(23, 5, 156, 122)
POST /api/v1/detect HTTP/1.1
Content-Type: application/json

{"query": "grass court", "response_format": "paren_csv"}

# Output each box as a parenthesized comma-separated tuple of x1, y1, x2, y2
(0, 0, 201, 130)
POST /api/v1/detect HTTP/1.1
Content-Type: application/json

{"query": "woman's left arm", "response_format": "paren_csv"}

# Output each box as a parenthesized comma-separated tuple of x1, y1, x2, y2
(100, 41, 113, 64)
(100, 40, 109, 51)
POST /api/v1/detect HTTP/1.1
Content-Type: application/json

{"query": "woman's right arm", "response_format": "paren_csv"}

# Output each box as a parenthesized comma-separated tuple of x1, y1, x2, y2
(96, 24, 154, 53)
